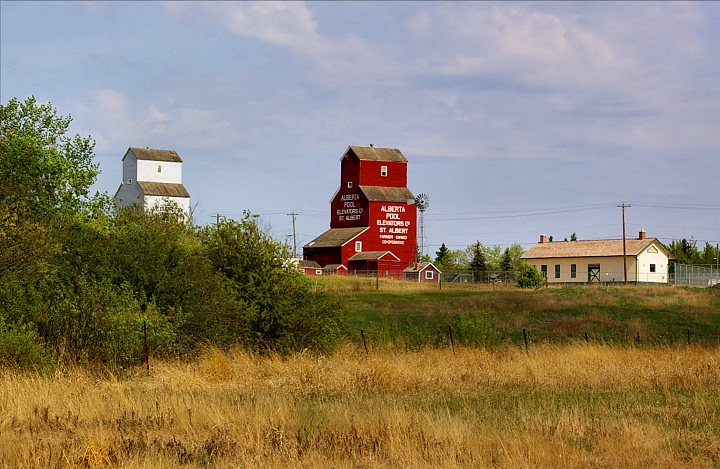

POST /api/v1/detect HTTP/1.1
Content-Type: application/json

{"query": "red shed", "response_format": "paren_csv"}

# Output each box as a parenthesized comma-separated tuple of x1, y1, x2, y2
(403, 262, 441, 283)
(304, 146, 417, 274)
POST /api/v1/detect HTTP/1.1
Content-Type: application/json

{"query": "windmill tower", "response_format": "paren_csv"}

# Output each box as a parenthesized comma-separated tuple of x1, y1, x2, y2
(415, 193, 430, 259)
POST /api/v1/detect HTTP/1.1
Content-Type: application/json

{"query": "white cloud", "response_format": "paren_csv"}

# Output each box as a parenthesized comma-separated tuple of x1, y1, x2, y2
(165, 2, 397, 86)
(72, 89, 241, 154)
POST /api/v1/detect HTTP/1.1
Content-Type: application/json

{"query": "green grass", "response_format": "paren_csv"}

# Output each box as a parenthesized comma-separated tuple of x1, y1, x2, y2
(327, 280, 720, 349)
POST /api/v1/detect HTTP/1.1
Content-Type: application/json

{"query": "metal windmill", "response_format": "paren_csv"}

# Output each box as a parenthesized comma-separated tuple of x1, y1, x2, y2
(415, 193, 430, 258)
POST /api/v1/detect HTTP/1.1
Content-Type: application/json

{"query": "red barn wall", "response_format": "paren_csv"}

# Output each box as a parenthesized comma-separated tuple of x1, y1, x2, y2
(330, 188, 368, 228)
(358, 161, 407, 187)
(365, 201, 417, 264)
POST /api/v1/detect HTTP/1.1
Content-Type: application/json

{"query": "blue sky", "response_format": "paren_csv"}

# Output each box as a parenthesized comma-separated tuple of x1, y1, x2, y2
(2, 1, 719, 255)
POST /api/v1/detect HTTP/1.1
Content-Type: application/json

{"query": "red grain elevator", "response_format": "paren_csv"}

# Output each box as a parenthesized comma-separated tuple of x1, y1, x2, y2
(303, 146, 417, 276)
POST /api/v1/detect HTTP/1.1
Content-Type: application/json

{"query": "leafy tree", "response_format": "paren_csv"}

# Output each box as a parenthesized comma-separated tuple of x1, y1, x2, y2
(668, 238, 719, 267)
(516, 262, 545, 288)
(199, 213, 344, 353)
(0, 96, 102, 219)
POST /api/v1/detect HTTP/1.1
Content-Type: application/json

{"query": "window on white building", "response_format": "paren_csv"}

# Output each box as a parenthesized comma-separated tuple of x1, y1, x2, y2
(157, 165, 162, 173)
(650, 264, 656, 272)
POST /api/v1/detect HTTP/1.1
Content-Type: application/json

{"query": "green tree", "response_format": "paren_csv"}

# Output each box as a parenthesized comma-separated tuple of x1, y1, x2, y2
(499, 248, 514, 272)
(668, 238, 701, 265)
(468, 241, 487, 280)
(516, 262, 545, 288)
(200, 213, 344, 353)
(435, 243, 449, 265)
(0, 96, 102, 219)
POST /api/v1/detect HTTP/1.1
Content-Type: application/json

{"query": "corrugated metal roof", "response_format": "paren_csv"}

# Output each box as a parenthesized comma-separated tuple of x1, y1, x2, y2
(129, 148, 183, 163)
(137, 181, 190, 198)
(348, 251, 401, 262)
(359, 185, 415, 203)
(298, 260, 321, 269)
(303, 227, 368, 249)
(347, 146, 407, 163)
(521, 238, 673, 260)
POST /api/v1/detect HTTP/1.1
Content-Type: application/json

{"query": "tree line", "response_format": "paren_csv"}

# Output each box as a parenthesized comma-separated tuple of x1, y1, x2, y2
(1, 96, 344, 368)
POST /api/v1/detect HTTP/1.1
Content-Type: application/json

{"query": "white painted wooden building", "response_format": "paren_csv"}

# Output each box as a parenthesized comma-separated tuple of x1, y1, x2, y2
(521, 231, 675, 285)
(114, 147, 190, 216)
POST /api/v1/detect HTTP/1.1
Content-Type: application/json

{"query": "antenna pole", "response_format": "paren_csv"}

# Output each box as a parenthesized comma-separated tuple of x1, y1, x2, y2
(287, 211, 298, 258)
(617, 203, 631, 285)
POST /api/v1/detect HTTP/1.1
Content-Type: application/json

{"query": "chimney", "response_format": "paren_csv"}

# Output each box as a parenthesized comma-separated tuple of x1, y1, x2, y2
(639, 230, 646, 240)
(540, 234, 547, 243)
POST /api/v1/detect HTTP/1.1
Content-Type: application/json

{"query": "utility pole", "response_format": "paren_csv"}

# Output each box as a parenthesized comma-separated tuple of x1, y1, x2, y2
(617, 203, 631, 285)
(287, 211, 298, 258)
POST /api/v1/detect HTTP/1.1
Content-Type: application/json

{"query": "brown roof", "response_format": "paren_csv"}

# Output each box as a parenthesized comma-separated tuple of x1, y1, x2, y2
(128, 148, 183, 163)
(521, 238, 673, 260)
(136, 181, 190, 198)
(348, 251, 401, 262)
(404, 262, 440, 273)
(298, 260, 321, 269)
(347, 146, 407, 163)
(303, 227, 368, 249)
(359, 185, 415, 203)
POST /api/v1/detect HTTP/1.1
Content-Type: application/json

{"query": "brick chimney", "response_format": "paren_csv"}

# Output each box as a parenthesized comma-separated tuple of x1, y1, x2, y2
(540, 234, 547, 243)
(639, 230, 646, 240)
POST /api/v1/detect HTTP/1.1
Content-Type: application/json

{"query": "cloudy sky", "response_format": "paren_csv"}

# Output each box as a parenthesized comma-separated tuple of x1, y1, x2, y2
(2, 1, 719, 255)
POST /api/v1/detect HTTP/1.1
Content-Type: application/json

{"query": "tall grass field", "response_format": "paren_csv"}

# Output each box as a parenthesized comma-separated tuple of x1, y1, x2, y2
(2, 282, 719, 468)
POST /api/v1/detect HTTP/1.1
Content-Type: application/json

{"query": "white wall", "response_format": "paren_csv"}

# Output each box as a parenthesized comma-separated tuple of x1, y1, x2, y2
(636, 243, 670, 283)
(528, 251, 670, 284)
(115, 182, 144, 210)
(136, 160, 182, 184)
(144, 195, 190, 215)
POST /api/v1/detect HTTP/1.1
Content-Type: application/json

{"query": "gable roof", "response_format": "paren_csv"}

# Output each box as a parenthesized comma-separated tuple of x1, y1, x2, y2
(137, 181, 190, 198)
(303, 226, 369, 249)
(128, 148, 183, 163)
(521, 238, 674, 260)
(346, 146, 407, 163)
(348, 250, 401, 262)
(359, 185, 415, 203)
(298, 260, 322, 269)
(403, 261, 441, 273)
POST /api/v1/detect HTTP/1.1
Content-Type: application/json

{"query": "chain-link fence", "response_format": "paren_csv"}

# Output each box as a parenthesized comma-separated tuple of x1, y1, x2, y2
(343, 269, 518, 284)
(672, 264, 720, 287)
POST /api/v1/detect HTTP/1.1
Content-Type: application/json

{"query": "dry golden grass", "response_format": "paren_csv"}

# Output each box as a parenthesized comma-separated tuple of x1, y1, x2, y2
(2, 344, 719, 468)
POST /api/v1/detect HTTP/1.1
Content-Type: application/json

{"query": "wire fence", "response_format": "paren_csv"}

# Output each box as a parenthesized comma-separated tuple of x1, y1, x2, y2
(672, 264, 720, 287)
(333, 264, 720, 288)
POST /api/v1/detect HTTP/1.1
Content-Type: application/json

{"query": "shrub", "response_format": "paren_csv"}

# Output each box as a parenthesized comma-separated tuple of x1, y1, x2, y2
(0, 316, 50, 369)
(516, 262, 546, 288)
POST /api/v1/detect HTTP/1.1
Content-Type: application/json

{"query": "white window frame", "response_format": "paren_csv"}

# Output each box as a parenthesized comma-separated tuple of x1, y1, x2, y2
(425, 270, 434, 280)
(347, 181, 353, 188)
(355, 241, 362, 252)
(381, 165, 388, 177)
